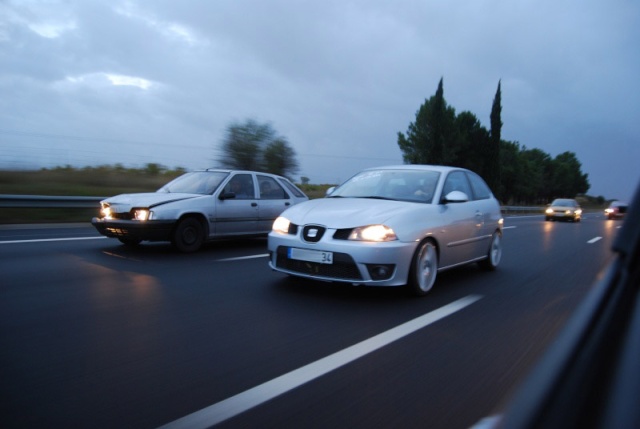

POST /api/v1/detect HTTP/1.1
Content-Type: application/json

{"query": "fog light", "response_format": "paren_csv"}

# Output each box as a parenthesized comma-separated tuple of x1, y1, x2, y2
(366, 264, 395, 280)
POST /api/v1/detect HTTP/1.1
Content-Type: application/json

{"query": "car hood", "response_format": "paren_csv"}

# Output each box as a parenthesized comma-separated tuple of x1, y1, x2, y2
(102, 192, 199, 211)
(281, 197, 415, 228)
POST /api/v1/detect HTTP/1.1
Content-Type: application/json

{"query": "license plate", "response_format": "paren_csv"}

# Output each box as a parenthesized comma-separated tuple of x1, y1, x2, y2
(288, 248, 333, 264)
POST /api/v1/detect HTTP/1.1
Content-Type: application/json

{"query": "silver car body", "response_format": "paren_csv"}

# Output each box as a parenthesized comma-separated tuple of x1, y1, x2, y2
(92, 169, 308, 250)
(268, 165, 503, 290)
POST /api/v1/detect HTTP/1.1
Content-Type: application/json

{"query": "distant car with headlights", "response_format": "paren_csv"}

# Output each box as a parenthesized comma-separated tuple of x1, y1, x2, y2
(267, 165, 503, 296)
(604, 200, 628, 220)
(545, 198, 582, 222)
(91, 169, 308, 252)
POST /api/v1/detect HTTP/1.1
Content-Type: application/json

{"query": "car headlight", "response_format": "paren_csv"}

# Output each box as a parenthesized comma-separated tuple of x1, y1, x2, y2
(575, 209, 582, 215)
(133, 209, 152, 221)
(545, 208, 554, 214)
(605, 208, 613, 214)
(101, 206, 113, 219)
(272, 216, 291, 234)
(349, 225, 397, 242)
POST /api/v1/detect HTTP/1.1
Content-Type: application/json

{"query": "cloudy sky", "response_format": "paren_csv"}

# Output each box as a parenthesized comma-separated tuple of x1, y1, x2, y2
(1, 0, 638, 200)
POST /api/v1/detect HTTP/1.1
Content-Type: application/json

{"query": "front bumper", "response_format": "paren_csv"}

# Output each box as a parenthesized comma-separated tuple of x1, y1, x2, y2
(91, 217, 176, 242)
(546, 211, 580, 221)
(267, 231, 417, 286)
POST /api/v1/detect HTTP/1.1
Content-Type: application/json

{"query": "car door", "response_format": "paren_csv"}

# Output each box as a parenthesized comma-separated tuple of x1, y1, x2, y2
(466, 171, 499, 247)
(256, 175, 293, 233)
(213, 173, 259, 236)
(437, 170, 484, 267)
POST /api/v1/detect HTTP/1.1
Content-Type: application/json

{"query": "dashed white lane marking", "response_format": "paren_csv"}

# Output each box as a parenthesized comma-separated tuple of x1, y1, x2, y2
(217, 254, 268, 261)
(158, 294, 483, 429)
(588, 237, 602, 244)
(503, 226, 517, 230)
(0, 236, 107, 244)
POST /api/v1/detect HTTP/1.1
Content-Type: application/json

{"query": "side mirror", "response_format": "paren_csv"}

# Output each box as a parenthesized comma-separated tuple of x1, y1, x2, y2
(443, 190, 469, 203)
(219, 192, 236, 200)
(325, 186, 336, 196)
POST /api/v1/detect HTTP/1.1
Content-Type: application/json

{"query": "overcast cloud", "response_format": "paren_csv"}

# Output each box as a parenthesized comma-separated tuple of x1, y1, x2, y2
(1, 0, 638, 200)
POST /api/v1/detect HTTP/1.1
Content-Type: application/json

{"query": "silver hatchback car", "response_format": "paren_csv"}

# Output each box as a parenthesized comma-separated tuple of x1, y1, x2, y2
(92, 169, 308, 252)
(268, 165, 503, 296)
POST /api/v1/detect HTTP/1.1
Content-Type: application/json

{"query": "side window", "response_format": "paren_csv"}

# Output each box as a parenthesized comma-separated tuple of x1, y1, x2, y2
(224, 174, 255, 199)
(466, 172, 492, 200)
(442, 171, 472, 201)
(258, 175, 287, 199)
(278, 178, 305, 198)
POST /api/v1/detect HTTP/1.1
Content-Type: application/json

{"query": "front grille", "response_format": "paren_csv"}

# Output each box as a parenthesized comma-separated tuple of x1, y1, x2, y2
(111, 212, 134, 220)
(275, 247, 362, 280)
(333, 228, 352, 240)
(302, 225, 325, 243)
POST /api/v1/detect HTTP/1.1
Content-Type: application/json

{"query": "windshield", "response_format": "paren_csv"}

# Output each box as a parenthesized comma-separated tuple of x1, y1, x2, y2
(329, 169, 440, 203)
(158, 171, 228, 194)
(552, 199, 576, 207)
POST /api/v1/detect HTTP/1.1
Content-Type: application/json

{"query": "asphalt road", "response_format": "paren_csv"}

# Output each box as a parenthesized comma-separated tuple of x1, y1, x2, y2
(0, 214, 623, 429)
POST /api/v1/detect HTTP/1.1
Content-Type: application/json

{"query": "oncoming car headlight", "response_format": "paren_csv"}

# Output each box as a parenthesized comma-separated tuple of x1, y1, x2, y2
(349, 225, 397, 242)
(272, 216, 291, 234)
(133, 209, 152, 221)
(545, 208, 554, 214)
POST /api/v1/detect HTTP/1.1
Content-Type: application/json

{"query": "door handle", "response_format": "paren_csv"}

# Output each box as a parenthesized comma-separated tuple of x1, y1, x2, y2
(251, 202, 258, 207)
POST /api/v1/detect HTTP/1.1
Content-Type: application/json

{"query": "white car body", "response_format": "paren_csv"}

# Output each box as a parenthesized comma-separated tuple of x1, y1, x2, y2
(92, 169, 308, 252)
(268, 165, 503, 296)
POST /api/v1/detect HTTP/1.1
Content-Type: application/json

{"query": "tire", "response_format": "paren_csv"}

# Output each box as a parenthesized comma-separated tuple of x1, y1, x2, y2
(172, 217, 204, 253)
(479, 231, 502, 271)
(407, 240, 438, 296)
(118, 237, 141, 246)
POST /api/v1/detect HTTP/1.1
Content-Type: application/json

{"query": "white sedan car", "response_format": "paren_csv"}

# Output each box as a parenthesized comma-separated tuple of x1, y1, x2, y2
(268, 165, 503, 296)
(92, 169, 308, 252)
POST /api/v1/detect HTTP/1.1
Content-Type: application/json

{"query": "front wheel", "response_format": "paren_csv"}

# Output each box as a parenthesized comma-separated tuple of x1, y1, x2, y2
(479, 231, 502, 271)
(407, 240, 438, 296)
(172, 217, 204, 253)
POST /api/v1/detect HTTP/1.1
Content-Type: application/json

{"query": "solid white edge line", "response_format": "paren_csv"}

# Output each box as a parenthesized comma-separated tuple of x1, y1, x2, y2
(0, 236, 107, 244)
(588, 237, 602, 244)
(502, 226, 517, 230)
(158, 294, 483, 429)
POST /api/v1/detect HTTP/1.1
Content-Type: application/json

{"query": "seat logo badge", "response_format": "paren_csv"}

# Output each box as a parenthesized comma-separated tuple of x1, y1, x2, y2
(308, 228, 318, 238)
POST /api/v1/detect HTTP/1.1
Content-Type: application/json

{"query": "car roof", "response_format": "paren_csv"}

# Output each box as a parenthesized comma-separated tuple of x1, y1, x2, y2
(197, 169, 288, 179)
(361, 164, 468, 174)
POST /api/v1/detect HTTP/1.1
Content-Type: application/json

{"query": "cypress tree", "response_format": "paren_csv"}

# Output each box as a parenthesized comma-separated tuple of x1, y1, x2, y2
(488, 81, 502, 196)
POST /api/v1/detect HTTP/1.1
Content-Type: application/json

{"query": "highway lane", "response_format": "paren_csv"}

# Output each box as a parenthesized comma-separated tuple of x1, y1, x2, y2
(0, 214, 623, 428)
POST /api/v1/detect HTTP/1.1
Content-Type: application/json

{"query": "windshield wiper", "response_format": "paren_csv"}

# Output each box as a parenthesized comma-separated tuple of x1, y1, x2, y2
(356, 196, 394, 200)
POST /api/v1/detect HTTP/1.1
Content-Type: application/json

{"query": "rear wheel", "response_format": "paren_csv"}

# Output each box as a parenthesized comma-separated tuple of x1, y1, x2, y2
(407, 240, 438, 296)
(172, 217, 204, 253)
(479, 231, 502, 271)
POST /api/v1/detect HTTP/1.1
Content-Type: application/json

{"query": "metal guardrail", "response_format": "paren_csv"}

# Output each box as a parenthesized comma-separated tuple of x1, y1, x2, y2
(0, 194, 104, 208)
(0, 194, 544, 214)
(500, 206, 544, 215)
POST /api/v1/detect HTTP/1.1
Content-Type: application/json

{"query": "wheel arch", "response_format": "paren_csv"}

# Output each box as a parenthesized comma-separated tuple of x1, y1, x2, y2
(173, 212, 210, 238)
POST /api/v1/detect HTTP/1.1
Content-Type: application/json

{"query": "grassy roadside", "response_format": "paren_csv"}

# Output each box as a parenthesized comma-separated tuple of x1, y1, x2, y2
(1, 166, 607, 224)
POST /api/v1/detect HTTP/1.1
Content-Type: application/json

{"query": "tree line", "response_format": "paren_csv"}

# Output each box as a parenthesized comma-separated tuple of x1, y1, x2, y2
(397, 78, 590, 204)
(217, 80, 590, 204)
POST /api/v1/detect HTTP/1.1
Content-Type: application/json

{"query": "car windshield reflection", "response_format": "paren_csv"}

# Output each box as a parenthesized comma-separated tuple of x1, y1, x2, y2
(158, 171, 228, 194)
(330, 170, 440, 203)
